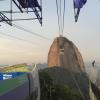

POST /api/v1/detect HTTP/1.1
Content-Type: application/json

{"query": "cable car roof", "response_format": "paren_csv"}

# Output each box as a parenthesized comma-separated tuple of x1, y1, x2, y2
(17, 0, 41, 9)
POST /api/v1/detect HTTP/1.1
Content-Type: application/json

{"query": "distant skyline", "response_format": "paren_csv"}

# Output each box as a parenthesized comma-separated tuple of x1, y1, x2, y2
(0, 0, 100, 65)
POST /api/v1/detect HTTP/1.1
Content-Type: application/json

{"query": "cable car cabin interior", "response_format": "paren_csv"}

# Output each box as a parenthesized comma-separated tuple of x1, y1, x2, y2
(17, 0, 41, 11)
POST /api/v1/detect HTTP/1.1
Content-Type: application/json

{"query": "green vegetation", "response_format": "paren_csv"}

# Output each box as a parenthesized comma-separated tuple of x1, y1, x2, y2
(39, 70, 83, 100)
(0, 63, 31, 72)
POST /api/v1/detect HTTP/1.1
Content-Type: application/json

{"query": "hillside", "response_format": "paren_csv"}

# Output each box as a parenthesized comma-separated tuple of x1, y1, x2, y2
(40, 67, 90, 100)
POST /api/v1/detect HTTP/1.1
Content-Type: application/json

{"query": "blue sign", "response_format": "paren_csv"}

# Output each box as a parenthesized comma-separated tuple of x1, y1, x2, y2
(0, 72, 26, 80)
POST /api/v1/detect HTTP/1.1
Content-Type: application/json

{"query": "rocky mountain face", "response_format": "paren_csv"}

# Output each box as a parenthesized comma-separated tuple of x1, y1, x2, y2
(47, 36, 91, 100)
(48, 36, 85, 72)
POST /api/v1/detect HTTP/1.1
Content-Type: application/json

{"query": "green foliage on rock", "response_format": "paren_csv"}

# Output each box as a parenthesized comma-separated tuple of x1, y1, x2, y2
(51, 84, 83, 100)
(39, 70, 83, 100)
(39, 70, 53, 100)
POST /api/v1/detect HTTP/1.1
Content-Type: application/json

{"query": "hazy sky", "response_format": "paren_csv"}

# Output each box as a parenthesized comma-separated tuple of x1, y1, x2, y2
(0, 0, 100, 65)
